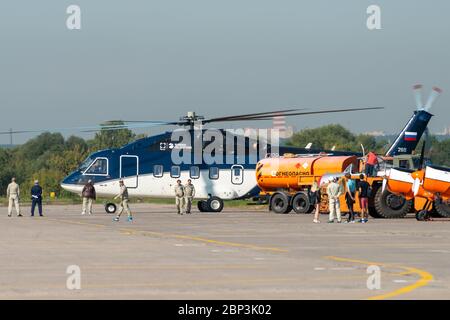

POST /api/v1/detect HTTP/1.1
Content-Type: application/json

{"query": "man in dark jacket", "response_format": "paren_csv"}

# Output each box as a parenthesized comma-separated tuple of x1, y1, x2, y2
(81, 179, 96, 215)
(31, 180, 43, 217)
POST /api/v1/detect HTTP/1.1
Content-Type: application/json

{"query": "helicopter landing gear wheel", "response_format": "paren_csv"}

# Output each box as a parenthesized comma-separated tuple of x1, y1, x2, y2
(105, 203, 117, 214)
(197, 200, 209, 212)
(207, 197, 224, 213)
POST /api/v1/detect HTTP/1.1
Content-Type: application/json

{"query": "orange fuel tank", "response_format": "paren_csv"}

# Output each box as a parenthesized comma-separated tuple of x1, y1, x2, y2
(256, 155, 358, 192)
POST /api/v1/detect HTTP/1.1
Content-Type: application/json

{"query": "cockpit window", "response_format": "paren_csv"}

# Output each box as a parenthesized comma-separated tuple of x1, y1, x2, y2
(79, 157, 94, 172)
(84, 158, 109, 175)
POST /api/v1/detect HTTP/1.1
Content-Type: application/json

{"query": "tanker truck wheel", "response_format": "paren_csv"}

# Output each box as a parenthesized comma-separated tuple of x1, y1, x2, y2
(434, 201, 450, 218)
(374, 187, 412, 219)
(292, 192, 311, 214)
(270, 193, 292, 214)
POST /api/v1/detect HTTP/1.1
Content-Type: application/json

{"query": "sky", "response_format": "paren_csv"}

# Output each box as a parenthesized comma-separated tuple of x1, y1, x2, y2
(0, 0, 449, 144)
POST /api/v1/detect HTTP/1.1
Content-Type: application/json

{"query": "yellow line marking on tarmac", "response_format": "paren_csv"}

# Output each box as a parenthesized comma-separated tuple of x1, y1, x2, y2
(45, 218, 107, 229)
(42, 218, 431, 298)
(42, 218, 287, 253)
(325, 256, 434, 300)
(119, 228, 288, 253)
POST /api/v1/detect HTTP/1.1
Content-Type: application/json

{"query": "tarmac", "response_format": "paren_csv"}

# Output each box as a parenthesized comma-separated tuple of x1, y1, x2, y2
(0, 203, 449, 300)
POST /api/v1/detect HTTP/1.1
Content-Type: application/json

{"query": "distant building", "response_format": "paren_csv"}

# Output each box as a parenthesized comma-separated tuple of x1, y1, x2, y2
(0, 144, 17, 149)
(364, 130, 386, 137)
(436, 126, 450, 136)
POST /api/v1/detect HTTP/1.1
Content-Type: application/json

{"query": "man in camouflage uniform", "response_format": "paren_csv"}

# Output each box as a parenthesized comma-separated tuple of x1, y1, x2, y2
(113, 180, 133, 222)
(174, 179, 185, 215)
(184, 179, 196, 214)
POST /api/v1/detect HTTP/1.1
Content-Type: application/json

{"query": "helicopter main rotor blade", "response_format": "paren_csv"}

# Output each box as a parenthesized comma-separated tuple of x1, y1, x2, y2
(204, 107, 384, 122)
(203, 108, 302, 124)
(0, 122, 169, 135)
(109, 120, 181, 125)
(116, 109, 303, 125)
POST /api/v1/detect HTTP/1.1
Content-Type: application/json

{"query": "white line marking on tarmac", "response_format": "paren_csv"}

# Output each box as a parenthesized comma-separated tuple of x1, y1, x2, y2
(430, 250, 449, 253)
(393, 280, 408, 283)
(314, 267, 326, 271)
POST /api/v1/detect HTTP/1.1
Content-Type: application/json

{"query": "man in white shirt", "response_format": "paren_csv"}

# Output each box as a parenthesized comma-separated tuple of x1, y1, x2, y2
(6, 177, 22, 217)
(327, 177, 343, 223)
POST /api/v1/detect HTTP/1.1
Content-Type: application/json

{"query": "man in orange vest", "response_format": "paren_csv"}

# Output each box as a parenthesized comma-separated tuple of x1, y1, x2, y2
(365, 151, 378, 177)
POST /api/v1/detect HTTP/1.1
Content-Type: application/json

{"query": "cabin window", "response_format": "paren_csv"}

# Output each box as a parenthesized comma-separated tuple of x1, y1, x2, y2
(209, 167, 219, 180)
(153, 165, 163, 178)
(190, 166, 200, 179)
(84, 158, 108, 176)
(171, 166, 181, 178)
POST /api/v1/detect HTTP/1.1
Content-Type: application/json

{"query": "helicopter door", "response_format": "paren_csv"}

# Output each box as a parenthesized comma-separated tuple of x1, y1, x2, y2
(120, 155, 139, 188)
(231, 165, 244, 185)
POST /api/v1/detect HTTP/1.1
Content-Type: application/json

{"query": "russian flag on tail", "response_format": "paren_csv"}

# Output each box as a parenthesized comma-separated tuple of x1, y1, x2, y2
(404, 131, 417, 141)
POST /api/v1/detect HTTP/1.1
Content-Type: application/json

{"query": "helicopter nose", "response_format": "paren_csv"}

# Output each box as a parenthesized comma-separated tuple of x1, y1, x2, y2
(61, 183, 83, 194)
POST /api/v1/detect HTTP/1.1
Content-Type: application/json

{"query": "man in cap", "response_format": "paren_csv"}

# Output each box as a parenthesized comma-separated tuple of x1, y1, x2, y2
(81, 179, 96, 215)
(184, 179, 196, 214)
(113, 180, 133, 222)
(174, 179, 185, 215)
(6, 177, 22, 217)
(326, 177, 343, 223)
(30, 180, 43, 217)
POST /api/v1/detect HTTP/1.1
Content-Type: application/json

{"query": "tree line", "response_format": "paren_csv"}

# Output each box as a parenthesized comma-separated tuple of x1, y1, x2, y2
(0, 121, 139, 199)
(287, 124, 450, 166)
(0, 123, 448, 198)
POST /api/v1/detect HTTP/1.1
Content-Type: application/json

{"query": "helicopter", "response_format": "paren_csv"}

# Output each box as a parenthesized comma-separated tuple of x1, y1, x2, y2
(57, 107, 383, 213)
(0, 85, 439, 214)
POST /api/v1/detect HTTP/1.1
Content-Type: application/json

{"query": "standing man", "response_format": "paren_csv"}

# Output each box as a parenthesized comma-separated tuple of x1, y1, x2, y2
(174, 179, 185, 215)
(113, 180, 133, 222)
(7, 177, 22, 217)
(81, 179, 96, 215)
(184, 179, 196, 214)
(358, 174, 371, 223)
(327, 177, 342, 223)
(30, 180, 43, 217)
(311, 181, 321, 224)
(344, 173, 356, 223)
(365, 151, 378, 177)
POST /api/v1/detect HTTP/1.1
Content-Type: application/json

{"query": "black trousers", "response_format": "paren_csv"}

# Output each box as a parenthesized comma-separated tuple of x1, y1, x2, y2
(345, 193, 355, 221)
(365, 164, 375, 176)
(31, 199, 42, 216)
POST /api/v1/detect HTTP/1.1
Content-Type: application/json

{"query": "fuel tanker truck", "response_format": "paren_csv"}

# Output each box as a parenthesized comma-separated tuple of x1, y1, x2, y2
(256, 153, 414, 218)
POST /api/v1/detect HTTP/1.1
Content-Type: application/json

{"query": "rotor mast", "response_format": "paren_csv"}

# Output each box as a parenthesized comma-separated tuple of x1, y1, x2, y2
(180, 111, 204, 130)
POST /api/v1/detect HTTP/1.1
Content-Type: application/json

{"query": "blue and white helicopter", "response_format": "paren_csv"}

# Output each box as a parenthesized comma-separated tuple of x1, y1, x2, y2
(55, 98, 433, 215)
(60, 108, 382, 213)
(2, 87, 436, 214)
